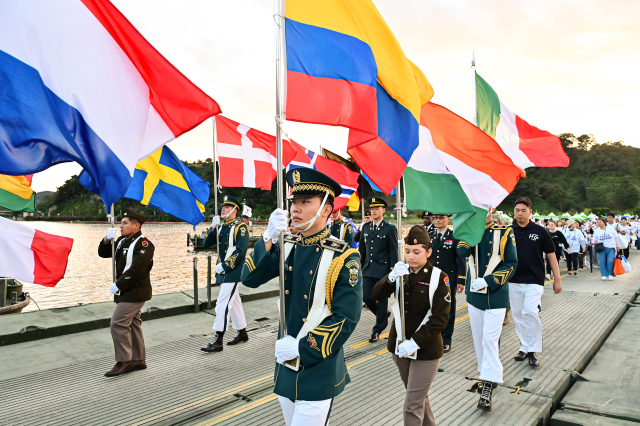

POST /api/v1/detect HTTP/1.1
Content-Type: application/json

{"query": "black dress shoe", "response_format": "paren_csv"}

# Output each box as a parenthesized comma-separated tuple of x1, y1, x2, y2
(477, 380, 494, 411)
(369, 332, 379, 343)
(443, 344, 451, 353)
(201, 332, 224, 352)
(227, 329, 249, 346)
(528, 352, 539, 367)
(513, 351, 528, 361)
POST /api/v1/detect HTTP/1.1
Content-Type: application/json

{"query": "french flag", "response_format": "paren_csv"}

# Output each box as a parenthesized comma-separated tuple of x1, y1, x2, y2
(289, 142, 359, 211)
(0, 0, 220, 206)
(0, 217, 74, 287)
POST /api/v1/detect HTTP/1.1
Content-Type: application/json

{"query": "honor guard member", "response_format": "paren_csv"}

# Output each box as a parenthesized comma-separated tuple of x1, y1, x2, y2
(330, 208, 355, 248)
(241, 168, 362, 426)
(201, 195, 250, 352)
(457, 208, 517, 411)
(429, 214, 466, 353)
(423, 211, 434, 233)
(354, 210, 371, 244)
(99, 210, 154, 377)
(359, 197, 398, 342)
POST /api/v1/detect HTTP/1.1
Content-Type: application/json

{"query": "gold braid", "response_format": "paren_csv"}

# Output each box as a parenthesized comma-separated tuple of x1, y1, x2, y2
(325, 249, 359, 312)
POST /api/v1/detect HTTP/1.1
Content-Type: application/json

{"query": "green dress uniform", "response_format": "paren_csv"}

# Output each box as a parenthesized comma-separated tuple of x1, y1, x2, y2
(457, 223, 518, 310)
(203, 218, 250, 284)
(330, 216, 354, 247)
(429, 227, 466, 347)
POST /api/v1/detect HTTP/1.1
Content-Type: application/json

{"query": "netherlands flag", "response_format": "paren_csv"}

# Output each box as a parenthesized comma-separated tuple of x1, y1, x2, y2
(288, 142, 359, 212)
(0, 0, 220, 206)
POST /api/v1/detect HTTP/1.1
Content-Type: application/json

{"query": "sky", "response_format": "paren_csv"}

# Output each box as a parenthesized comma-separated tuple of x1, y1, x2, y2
(31, 0, 640, 193)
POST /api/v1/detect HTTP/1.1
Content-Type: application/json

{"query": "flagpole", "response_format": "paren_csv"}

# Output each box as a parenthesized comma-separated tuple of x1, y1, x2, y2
(212, 117, 221, 263)
(471, 51, 477, 126)
(110, 203, 116, 282)
(275, 0, 287, 339)
(395, 181, 406, 343)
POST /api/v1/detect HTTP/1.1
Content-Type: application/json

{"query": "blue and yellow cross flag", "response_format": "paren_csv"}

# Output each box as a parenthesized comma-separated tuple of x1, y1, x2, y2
(124, 146, 210, 228)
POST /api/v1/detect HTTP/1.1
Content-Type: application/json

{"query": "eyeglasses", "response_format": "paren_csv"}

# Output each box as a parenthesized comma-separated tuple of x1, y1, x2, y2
(433, 216, 448, 220)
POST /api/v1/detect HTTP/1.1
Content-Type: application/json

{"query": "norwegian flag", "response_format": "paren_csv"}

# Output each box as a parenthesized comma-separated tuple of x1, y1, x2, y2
(289, 141, 359, 211)
(215, 116, 296, 190)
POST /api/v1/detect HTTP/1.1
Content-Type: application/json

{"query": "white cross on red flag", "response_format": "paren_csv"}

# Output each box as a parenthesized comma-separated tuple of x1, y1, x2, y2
(215, 116, 297, 190)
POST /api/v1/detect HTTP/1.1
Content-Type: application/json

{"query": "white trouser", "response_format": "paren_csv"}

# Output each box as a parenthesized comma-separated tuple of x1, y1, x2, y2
(468, 304, 506, 384)
(278, 396, 333, 426)
(509, 283, 544, 353)
(213, 282, 247, 332)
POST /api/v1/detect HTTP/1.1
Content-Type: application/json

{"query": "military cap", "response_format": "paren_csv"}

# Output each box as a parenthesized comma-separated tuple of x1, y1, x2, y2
(422, 211, 433, 218)
(122, 209, 145, 225)
(221, 195, 241, 210)
(368, 197, 387, 208)
(286, 168, 342, 199)
(404, 224, 430, 246)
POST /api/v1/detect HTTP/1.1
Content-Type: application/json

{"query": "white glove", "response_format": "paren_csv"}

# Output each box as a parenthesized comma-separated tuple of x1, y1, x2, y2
(109, 282, 121, 295)
(263, 209, 289, 243)
(398, 338, 420, 358)
(106, 228, 117, 241)
(275, 335, 299, 363)
(470, 278, 488, 292)
(215, 263, 225, 274)
(389, 262, 410, 282)
(211, 216, 221, 228)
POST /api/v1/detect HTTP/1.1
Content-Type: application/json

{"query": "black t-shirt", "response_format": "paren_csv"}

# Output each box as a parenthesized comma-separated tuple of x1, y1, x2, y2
(510, 221, 556, 285)
(549, 230, 568, 255)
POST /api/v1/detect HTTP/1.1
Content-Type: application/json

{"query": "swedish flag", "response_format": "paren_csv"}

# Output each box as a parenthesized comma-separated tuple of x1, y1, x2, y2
(124, 146, 210, 227)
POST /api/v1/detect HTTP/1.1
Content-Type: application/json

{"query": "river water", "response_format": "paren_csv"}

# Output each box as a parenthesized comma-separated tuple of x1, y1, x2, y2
(17, 221, 415, 312)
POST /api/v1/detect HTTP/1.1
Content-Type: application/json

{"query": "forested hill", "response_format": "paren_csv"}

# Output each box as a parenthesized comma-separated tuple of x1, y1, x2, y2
(30, 133, 640, 221)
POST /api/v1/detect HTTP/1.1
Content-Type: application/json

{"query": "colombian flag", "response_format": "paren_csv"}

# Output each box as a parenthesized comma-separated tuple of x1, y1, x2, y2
(0, 174, 35, 212)
(285, 0, 433, 195)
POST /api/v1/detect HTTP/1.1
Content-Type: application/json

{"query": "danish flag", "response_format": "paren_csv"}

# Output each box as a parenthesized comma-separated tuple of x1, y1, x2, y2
(215, 116, 296, 190)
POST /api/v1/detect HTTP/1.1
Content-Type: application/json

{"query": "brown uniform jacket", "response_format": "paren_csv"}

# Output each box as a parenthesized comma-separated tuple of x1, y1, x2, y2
(98, 231, 154, 303)
(372, 264, 451, 360)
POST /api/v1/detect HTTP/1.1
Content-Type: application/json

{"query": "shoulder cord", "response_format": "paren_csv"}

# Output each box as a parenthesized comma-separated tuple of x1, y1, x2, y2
(325, 248, 360, 312)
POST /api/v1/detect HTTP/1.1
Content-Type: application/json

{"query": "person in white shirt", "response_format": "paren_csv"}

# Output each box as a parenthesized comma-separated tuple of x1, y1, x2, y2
(590, 218, 619, 280)
(616, 217, 632, 260)
(564, 220, 586, 277)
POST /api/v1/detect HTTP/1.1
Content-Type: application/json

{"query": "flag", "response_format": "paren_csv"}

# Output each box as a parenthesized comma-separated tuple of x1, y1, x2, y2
(242, 205, 253, 218)
(285, 0, 434, 194)
(363, 172, 396, 196)
(346, 192, 360, 212)
(357, 174, 373, 201)
(0, 217, 73, 287)
(404, 103, 525, 246)
(0, 0, 220, 207)
(0, 175, 36, 213)
(215, 116, 296, 190)
(289, 142, 360, 211)
(476, 72, 569, 169)
(122, 146, 210, 228)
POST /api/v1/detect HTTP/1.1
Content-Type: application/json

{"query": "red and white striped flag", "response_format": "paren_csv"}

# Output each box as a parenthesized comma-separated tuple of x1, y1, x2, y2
(0, 217, 73, 287)
(215, 116, 297, 190)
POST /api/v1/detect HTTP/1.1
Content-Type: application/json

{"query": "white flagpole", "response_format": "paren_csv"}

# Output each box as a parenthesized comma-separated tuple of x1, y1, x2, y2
(212, 117, 221, 262)
(472, 51, 477, 126)
(110, 204, 116, 281)
(274, 0, 287, 339)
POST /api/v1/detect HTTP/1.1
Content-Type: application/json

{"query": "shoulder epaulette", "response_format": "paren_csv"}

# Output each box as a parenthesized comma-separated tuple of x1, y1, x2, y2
(491, 224, 508, 230)
(284, 233, 302, 244)
(321, 238, 348, 253)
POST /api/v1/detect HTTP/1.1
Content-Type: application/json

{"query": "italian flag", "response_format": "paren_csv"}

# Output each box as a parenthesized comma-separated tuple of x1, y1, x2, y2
(476, 72, 569, 169)
(404, 103, 525, 246)
(0, 174, 36, 213)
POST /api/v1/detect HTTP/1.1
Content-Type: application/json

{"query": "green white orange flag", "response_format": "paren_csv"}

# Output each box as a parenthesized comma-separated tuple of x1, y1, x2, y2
(475, 72, 569, 169)
(404, 103, 525, 246)
(0, 174, 36, 213)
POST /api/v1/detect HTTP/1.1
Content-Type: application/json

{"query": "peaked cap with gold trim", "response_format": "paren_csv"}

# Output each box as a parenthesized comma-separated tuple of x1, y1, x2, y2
(286, 168, 342, 200)
(221, 195, 241, 210)
(368, 197, 387, 208)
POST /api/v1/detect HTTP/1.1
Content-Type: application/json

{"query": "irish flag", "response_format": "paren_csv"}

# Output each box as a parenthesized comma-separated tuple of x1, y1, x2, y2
(404, 103, 525, 246)
(0, 175, 36, 213)
(0, 217, 73, 287)
(476, 72, 569, 169)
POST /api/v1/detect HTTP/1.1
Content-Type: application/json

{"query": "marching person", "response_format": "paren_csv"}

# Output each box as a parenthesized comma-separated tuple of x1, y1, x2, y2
(428, 214, 466, 353)
(201, 195, 250, 352)
(99, 210, 154, 377)
(422, 211, 434, 233)
(372, 225, 450, 426)
(241, 168, 362, 426)
(359, 197, 398, 342)
(353, 210, 371, 243)
(590, 217, 619, 280)
(330, 208, 355, 247)
(457, 208, 518, 411)
(509, 198, 562, 368)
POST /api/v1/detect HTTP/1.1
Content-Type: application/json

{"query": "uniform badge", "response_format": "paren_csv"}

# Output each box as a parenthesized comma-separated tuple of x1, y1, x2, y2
(346, 260, 359, 287)
(444, 277, 450, 286)
(293, 170, 301, 184)
(142, 241, 148, 247)
(444, 293, 451, 303)
(139, 249, 145, 254)
(444, 240, 453, 248)
(419, 281, 429, 286)
(240, 227, 246, 236)
(307, 334, 320, 352)
(494, 277, 499, 284)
